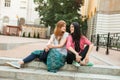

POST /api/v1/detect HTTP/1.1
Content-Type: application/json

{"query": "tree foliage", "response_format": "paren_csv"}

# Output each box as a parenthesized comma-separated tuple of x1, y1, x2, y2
(34, 0, 85, 32)
(81, 18, 88, 36)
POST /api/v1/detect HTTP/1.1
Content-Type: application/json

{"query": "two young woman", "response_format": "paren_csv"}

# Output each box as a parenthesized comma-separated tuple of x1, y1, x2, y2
(7, 20, 93, 70)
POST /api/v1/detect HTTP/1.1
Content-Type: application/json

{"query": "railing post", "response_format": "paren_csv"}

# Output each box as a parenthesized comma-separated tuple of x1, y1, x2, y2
(106, 32, 110, 55)
(91, 35, 93, 42)
(96, 34, 99, 51)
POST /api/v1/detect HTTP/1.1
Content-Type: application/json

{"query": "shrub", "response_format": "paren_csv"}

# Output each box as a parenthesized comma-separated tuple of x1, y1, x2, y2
(37, 32, 40, 38)
(22, 32, 26, 37)
(33, 32, 36, 38)
(28, 32, 31, 38)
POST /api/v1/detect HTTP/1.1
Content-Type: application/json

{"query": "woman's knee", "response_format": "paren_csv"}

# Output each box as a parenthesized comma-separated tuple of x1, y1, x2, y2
(66, 51, 76, 64)
(31, 50, 41, 56)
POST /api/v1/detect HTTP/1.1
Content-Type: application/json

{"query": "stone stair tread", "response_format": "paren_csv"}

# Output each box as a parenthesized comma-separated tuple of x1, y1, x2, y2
(0, 57, 120, 76)
(0, 77, 14, 80)
(0, 66, 120, 80)
(1, 57, 120, 69)
(0, 78, 14, 80)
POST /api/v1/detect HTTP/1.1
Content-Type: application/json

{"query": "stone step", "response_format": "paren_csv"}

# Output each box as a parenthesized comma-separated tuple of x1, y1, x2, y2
(0, 66, 120, 80)
(0, 57, 120, 76)
(0, 77, 14, 80)
(0, 57, 78, 71)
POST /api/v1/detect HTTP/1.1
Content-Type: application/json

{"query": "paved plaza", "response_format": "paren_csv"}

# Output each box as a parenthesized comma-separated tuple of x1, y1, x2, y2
(0, 35, 120, 67)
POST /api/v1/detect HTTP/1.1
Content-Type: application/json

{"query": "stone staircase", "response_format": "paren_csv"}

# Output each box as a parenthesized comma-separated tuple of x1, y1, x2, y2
(0, 57, 120, 80)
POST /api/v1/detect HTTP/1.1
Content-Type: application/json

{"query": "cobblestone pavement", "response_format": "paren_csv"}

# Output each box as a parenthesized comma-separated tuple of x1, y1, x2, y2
(0, 35, 120, 66)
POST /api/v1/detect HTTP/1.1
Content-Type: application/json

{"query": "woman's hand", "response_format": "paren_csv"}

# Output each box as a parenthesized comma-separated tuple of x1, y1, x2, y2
(44, 46, 49, 52)
(75, 54, 82, 62)
(47, 44, 54, 49)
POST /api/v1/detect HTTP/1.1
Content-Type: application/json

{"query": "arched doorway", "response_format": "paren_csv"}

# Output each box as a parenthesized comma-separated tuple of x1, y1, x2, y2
(3, 16, 9, 23)
(19, 18, 25, 26)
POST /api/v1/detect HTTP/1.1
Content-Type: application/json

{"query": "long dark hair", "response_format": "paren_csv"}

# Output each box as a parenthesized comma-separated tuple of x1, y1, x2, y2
(71, 22, 82, 52)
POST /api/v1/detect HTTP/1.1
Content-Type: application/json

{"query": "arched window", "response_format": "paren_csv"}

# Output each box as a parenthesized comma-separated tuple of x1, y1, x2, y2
(91, 12, 93, 17)
(19, 18, 25, 26)
(3, 16, 9, 23)
(94, 8, 97, 15)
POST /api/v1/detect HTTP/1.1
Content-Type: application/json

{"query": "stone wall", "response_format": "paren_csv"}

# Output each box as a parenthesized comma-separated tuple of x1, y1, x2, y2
(20, 25, 48, 39)
(99, 0, 120, 14)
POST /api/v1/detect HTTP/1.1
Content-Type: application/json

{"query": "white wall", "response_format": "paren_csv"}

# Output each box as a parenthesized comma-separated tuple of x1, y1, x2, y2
(0, 0, 20, 26)
(0, 0, 39, 33)
(96, 13, 120, 34)
(26, 0, 39, 24)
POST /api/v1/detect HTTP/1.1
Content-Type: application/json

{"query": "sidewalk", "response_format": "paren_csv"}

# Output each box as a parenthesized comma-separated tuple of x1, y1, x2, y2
(92, 47, 120, 66)
(0, 35, 120, 67)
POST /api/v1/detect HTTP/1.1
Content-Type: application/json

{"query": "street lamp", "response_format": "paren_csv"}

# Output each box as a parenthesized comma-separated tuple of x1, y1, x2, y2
(16, 15, 19, 26)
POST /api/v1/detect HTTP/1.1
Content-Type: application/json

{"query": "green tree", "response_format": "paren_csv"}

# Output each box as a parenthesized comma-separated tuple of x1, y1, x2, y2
(81, 18, 88, 36)
(34, 0, 84, 32)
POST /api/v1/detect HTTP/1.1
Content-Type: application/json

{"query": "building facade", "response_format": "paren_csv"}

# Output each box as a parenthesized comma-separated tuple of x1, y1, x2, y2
(81, 0, 120, 39)
(0, 0, 40, 33)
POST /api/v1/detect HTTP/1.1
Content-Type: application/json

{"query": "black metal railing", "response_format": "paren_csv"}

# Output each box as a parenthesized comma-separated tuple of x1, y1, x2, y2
(91, 33, 120, 55)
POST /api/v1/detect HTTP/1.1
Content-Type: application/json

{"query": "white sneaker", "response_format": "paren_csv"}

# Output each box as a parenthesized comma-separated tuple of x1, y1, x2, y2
(6, 62, 21, 69)
(72, 61, 80, 67)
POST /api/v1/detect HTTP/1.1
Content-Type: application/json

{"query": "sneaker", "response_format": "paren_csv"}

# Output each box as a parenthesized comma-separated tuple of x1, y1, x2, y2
(86, 62, 94, 66)
(72, 61, 80, 67)
(6, 62, 21, 69)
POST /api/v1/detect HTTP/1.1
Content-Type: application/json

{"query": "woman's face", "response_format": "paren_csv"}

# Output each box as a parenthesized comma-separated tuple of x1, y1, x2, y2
(70, 24, 74, 33)
(61, 24, 66, 32)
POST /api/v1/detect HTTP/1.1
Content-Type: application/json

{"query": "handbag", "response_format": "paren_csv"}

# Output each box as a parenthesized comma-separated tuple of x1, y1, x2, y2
(46, 49, 66, 73)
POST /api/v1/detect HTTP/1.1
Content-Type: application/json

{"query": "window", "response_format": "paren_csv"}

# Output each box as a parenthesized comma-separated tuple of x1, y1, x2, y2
(20, 1, 26, 3)
(20, 7, 26, 9)
(3, 16, 9, 23)
(4, 0, 11, 7)
(20, 0, 26, 9)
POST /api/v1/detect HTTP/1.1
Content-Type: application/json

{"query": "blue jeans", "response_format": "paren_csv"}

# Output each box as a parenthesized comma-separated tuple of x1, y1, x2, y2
(23, 53, 39, 63)
(23, 50, 48, 63)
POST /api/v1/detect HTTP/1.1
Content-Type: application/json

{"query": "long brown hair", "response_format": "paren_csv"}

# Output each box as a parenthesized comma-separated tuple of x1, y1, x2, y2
(54, 20, 66, 37)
